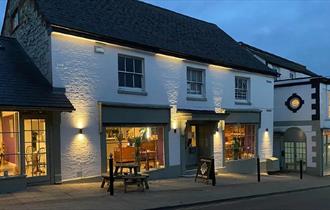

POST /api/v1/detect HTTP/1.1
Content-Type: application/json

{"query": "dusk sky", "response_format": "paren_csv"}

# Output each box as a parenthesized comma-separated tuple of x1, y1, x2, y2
(0, 0, 329, 76)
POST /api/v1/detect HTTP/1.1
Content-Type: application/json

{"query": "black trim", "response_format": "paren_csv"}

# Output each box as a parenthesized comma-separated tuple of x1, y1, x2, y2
(311, 79, 320, 121)
(51, 25, 278, 77)
(285, 93, 304, 113)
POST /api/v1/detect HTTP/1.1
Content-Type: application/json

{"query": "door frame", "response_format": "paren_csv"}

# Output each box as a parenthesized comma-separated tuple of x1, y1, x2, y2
(20, 114, 51, 184)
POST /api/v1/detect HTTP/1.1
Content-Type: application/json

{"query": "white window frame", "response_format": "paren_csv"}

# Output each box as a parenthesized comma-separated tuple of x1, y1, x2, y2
(235, 76, 250, 103)
(117, 54, 145, 92)
(186, 67, 206, 98)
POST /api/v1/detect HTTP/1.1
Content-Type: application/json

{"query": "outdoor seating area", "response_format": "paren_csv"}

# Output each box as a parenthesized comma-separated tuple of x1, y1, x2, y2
(101, 161, 150, 193)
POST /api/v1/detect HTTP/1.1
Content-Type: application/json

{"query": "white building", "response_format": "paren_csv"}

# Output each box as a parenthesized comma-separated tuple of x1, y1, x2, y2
(241, 42, 330, 176)
(1, 0, 276, 184)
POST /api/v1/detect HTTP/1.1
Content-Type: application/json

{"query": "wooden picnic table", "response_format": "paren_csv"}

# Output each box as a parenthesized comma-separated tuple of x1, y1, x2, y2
(101, 173, 149, 193)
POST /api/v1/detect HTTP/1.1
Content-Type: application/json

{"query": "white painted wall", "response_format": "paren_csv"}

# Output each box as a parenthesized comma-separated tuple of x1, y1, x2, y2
(274, 84, 314, 122)
(320, 83, 330, 128)
(51, 32, 275, 180)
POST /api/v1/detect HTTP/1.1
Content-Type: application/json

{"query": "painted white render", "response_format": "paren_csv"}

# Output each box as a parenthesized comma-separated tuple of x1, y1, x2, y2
(274, 82, 314, 122)
(320, 83, 330, 129)
(51, 32, 275, 180)
(274, 125, 316, 167)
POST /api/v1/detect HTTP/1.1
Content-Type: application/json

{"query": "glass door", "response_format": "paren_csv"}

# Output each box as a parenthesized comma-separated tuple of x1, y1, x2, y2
(284, 141, 306, 171)
(23, 119, 48, 178)
(323, 134, 330, 175)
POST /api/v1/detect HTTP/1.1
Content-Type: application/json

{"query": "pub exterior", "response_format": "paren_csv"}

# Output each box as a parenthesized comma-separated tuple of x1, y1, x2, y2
(1, 0, 277, 192)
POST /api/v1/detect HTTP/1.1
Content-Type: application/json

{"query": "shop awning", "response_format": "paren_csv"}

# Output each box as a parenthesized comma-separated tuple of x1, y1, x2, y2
(176, 109, 229, 122)
(100, 102, 170, 124)
(225, 109, 261, 124)
(0, 37, 74, 111)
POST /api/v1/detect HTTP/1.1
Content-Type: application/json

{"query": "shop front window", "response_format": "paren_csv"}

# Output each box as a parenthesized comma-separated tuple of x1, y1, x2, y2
(106, 126, 165, 172)
(224, 124, 256, 161)
(24, 119, 47, 177)
(0, 111, 20, 177)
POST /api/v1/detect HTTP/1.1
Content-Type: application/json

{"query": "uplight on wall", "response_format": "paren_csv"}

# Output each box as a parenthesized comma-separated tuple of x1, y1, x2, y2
(78, 128, 83, 134)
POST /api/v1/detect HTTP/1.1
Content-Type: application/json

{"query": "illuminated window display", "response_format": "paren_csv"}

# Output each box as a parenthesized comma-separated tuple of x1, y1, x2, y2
(225, 124, 256, 160)
(106, 126, 165, 172)
(0, 112, 20, 177)
(24, 119, 47, 177)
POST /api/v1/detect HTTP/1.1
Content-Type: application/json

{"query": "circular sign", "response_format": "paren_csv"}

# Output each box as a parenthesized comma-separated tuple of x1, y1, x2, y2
(285, 94, 304, 113)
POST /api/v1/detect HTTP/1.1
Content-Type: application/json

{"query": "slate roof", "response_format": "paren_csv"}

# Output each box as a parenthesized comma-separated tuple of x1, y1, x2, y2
(0, 36, 74, 111)
(239, 42, 319, 77)
(35, 0, 277, 76)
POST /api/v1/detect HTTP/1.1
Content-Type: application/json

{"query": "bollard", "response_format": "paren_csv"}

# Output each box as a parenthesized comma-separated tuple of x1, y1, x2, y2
(211, 158, 216, 186)
(257, 157, 261, 182)
(300, 160, 303, 180)
(108, 154, 114, 195)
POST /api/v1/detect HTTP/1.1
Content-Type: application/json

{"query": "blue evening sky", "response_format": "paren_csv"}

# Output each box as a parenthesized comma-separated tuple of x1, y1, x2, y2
(0, 0, 329, 76)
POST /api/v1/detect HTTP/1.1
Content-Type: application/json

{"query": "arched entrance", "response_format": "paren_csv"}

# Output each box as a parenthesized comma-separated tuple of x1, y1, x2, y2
(283, 127, 307, 171)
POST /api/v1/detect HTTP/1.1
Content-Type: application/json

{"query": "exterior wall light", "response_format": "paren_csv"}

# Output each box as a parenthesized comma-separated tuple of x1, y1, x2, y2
(79, 129, 83, 134)
(265, 128, 269, 132)
(174, 128, 177, 133)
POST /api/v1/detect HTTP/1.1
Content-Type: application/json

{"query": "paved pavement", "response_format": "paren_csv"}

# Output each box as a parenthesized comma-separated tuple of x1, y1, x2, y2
(177, 187, 330, 210)
(1, 173, 330, 210)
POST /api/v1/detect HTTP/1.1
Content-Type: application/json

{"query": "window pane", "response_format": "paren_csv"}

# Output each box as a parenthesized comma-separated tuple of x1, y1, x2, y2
(187, 70, 191, 81)
(126, 73, 133, 87)
(191, 71, 197, 82)
(196, 84, 202, 94)
(134, 75, 142, 88)
(118, 72, 125, 87)
(0, 111, 20, 177)
(197, 71, 202, 83)
(134, 59, 142, 73)
(126, 58, 134, 72)
(118, 56, 125, 71)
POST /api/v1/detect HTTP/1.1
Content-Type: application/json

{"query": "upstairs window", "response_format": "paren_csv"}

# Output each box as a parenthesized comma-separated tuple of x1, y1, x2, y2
(11, 9, 20, 32)
(235, 77, 250, 102)
(118, 55, 144, 89)
(187, 67, 205, 96)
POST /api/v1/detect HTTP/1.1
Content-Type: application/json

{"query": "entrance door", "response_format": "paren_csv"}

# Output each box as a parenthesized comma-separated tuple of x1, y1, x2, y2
(284, 141, 306, 171)
(323, 133, 330, 175)
(185, 125, 198, 169)
(23, 118, 49, 182)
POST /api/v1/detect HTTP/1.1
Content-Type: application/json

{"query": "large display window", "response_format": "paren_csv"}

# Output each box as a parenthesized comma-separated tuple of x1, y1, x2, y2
(0, 112, 20, 177)
(224, 124, 256, 161)
(106, 126, 165, 172)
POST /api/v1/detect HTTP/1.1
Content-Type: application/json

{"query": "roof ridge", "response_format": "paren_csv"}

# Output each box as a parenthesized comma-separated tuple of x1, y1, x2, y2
(138, 0, 218, 27)
(239, 41, 307, 69)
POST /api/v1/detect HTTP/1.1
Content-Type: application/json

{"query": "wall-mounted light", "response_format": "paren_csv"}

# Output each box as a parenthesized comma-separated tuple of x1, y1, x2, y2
(216, 128, 219, 132)
(78, 128, 83, 134)
(265, 128, 269, 132)
(174, 128, 177, 133)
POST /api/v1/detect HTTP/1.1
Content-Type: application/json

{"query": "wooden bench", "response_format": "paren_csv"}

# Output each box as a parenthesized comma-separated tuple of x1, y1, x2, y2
(101, 173, 149, 193)
(123, 175, 149, 193)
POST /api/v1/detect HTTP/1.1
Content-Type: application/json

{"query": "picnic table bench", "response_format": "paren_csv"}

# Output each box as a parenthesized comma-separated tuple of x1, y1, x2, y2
(101, 173, 149, 192)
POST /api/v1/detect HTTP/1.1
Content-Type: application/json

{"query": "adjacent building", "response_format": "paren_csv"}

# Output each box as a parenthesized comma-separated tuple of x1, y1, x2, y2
(1, 0, 277, 192)
(241, 42, 330, 176)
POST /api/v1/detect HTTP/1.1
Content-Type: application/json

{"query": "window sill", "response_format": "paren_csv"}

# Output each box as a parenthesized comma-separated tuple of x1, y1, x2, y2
(235, 101, 251, 105)
(117, 88, 147, 96)
(187, 96, 207, 101)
